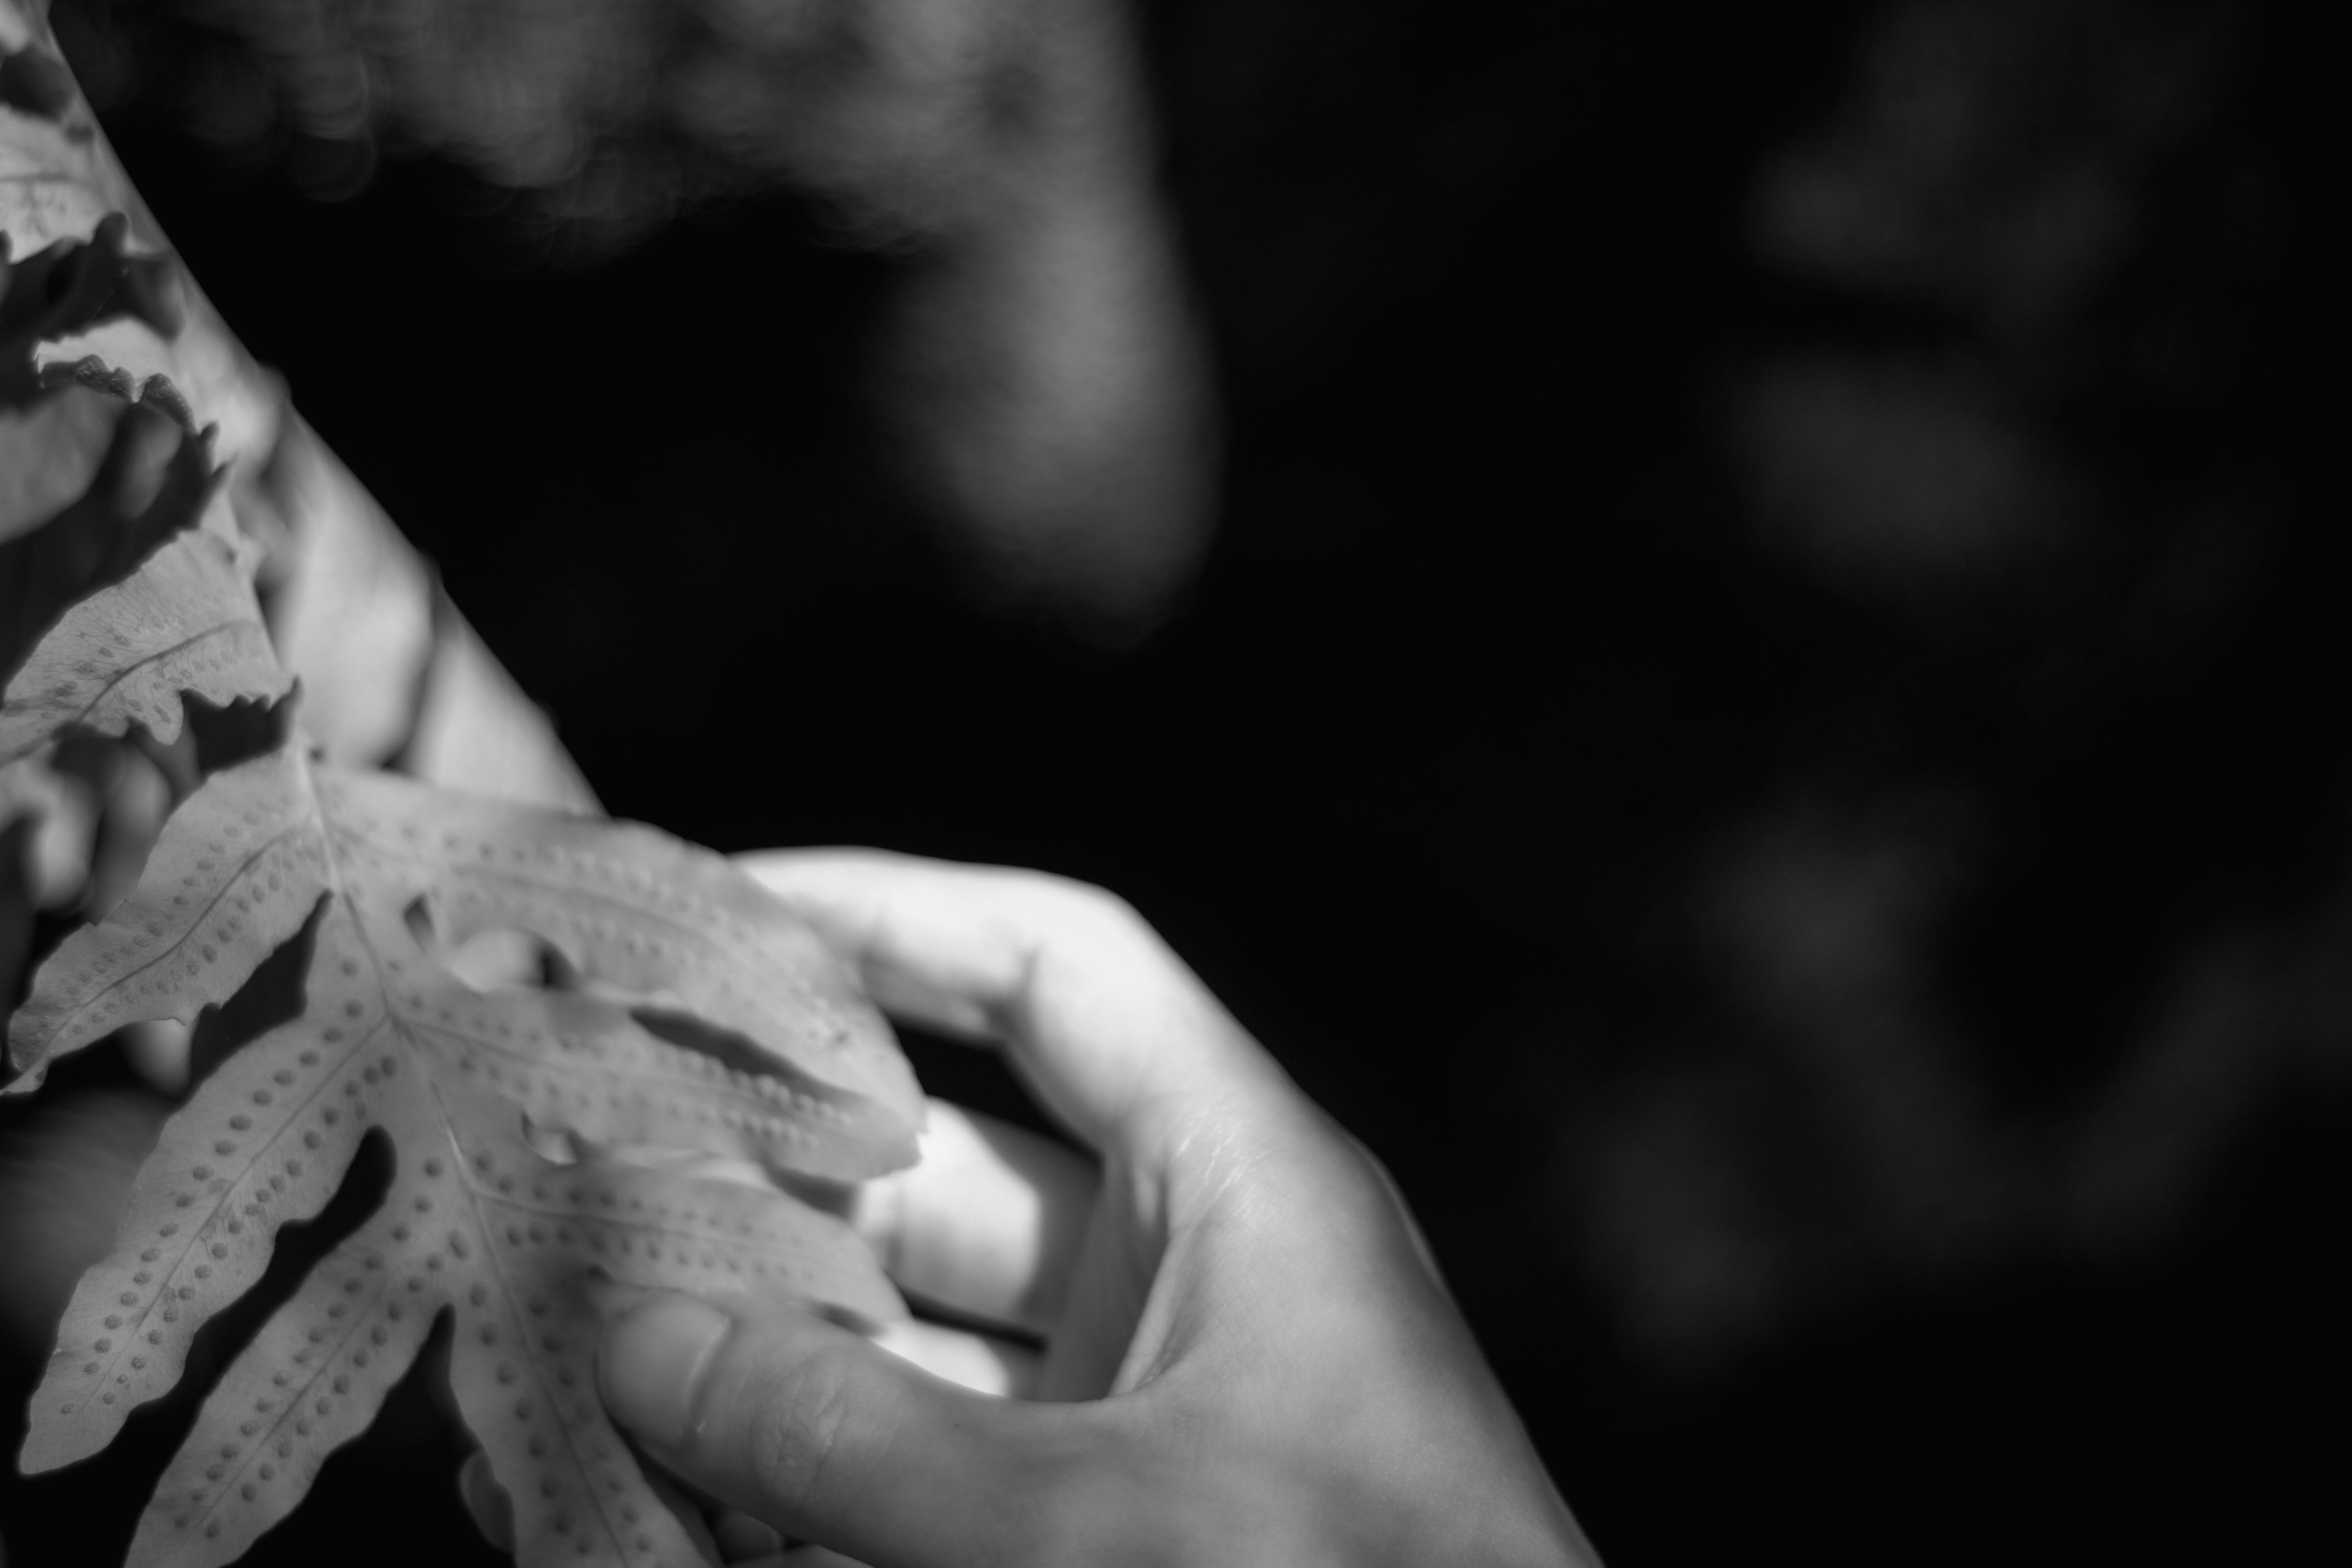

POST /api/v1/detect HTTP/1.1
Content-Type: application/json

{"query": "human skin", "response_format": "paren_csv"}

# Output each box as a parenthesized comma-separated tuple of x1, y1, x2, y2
(480, 850, 1599, 1567)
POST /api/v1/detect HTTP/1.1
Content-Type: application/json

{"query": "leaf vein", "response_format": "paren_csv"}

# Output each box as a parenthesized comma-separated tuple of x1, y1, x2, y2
(189, 1247, 400, 1537)
(49, 618, 267, 727)
(63, 1014, 387, 1429)
(42, 825, 306, 1049)
(424, 1071, 634, 1557)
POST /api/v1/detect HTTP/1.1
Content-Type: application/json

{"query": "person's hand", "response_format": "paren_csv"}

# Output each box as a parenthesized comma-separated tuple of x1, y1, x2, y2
(573, 850, 1596, 1567)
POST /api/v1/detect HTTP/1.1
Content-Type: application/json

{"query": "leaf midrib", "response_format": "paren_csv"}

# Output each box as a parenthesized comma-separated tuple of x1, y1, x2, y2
(421, 1070, 636, 1560)
(46, 616, 266, 728)
(53, 1007, 389, 1447)
(37, 823, 305, 1058)
(178, 1220, 403, 1546)
(326, 800, 640, 1562)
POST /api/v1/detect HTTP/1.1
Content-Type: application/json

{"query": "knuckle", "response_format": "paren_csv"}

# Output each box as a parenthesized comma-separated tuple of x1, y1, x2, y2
(1024, 872, 1151, 945)
(1011, 864, 1112, 912)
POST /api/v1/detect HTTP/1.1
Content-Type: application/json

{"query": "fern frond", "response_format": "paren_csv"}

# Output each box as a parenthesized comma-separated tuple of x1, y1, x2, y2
(4, 17, 926, 1566)
(11, 738, 920, 1566)
(0, 528, 288, 765)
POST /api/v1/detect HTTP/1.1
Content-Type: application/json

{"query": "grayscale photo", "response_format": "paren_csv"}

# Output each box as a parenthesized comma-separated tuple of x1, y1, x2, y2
(0, 1, 2334, 1563)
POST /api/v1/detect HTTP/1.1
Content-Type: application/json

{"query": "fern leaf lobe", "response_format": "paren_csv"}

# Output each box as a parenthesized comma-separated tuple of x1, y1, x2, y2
(0, 527, 288, 764)
(19, 742, 921, 1568)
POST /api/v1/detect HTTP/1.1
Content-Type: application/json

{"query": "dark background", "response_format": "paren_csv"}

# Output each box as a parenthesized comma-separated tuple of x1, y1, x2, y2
(4, 1, 2344, 1562)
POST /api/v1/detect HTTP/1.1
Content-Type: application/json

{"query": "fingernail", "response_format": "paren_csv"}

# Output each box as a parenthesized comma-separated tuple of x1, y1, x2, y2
(458, 1449, 515, 1553)
(598, 1293, 733, 1450)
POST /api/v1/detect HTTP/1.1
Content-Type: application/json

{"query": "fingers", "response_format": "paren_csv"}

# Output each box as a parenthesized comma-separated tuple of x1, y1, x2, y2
(599, 1289, 1081, 1565)
(458, 1448, 512, 1552)
(852, 1099, 1097, 1337)
(738, 850, 1297, 1163)
(119, 1019, 190, 1096)
(599, 1093, 1097, 1342)
(871, 1316, 1041, 1399)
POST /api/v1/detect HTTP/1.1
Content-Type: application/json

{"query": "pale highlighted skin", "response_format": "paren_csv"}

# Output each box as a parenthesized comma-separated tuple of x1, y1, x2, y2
(553, 852, 1602, 1568)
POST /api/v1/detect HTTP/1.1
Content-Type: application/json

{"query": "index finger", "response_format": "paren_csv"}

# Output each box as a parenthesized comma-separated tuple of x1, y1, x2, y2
(735, 850, 1296, 1165)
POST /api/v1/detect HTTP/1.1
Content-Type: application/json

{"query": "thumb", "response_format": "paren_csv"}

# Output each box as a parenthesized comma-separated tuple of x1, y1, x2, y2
(598, 1291, 1076, 1566)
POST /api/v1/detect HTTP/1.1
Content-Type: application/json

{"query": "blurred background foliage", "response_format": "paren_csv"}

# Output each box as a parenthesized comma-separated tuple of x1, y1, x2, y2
(2, 0, 2342, 1562)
